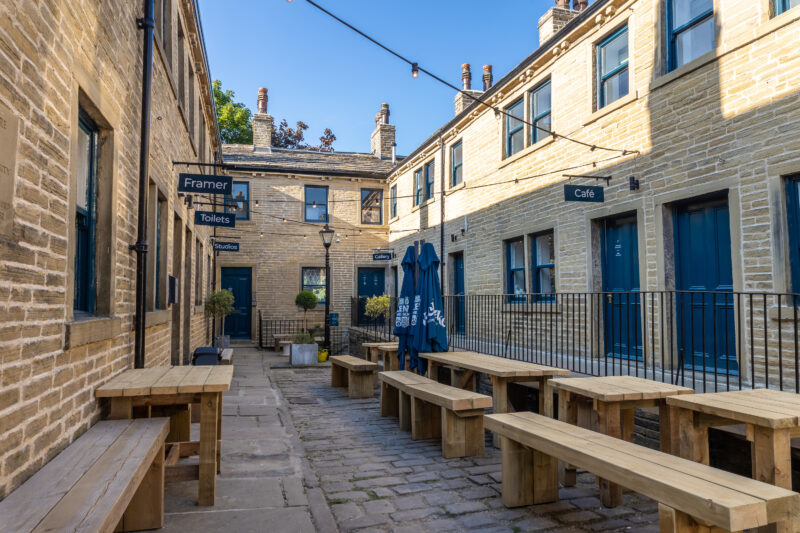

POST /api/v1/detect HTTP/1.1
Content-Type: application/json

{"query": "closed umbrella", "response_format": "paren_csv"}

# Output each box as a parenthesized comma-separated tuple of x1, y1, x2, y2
(410, 243, 448, 374)
(393, 245, 417, 370)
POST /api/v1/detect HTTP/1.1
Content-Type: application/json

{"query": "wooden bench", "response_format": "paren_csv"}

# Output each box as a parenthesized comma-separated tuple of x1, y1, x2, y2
(273, 333, 294, 352)
(330, 355, 378, 399)
(485, 411, 800, 533)
(0, 418, 169, 532)
(379, 370, 492, 458)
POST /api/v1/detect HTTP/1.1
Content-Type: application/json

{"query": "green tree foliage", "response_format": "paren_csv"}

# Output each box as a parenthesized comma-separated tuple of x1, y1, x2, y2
(365, 294, 391, 320)
(272, 121, 337, 152)
(295, 291, 318, 331)
(213, 80, 253, 144)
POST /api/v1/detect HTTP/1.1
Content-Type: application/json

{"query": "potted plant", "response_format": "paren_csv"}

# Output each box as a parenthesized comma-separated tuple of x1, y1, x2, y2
(365, 294, 391, 327)
(205, 289, 234, 349)
(291, 332, 318, 365)
(295, 291, 318, 332)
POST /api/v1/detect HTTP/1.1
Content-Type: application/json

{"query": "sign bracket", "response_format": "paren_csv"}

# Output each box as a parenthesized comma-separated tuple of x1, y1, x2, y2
(563, 174, 611, 185)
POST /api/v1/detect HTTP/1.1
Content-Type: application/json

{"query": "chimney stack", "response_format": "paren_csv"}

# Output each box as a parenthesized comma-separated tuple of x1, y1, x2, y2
(482, 65, 493, 91)
(454, 64, 485, 116)
(538, 2, 581, 46)
(370, 103, 395, 159)
(252, 87, 273, 152)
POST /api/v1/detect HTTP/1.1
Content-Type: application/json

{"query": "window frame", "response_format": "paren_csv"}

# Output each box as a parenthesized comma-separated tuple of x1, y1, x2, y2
(360, 188, 383, 225)
(304, 184, 329, 223)
(390, 185, 397, 218)
(597, 26, 629, 109)
(155, 196, 166, 310)
(505, 98, 525, 158)
(774, 0, 797, 14)
(301, 266, 327, 304)
(530, 81, 552, 144)
(424, 160, 435, 201)
(413, 168, 423, 206)
(666, 0, 714, 72)
(530, 230, 556, 301)
(505, 237, 526, 303)
(226, 181, 250, 221)
(451, 141, 463, 187)
(74, 110, 98, 315)
(785, 176, 800, 293)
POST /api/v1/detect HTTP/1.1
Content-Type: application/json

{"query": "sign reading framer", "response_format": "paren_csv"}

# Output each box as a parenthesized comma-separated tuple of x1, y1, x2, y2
(194, 211, 235, 227)
(0, 101, 19, 237)
(178, 173, 232, 195)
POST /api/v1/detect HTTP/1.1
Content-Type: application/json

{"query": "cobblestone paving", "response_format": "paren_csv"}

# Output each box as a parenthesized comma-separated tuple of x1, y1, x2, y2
(273, 366, 661, 532)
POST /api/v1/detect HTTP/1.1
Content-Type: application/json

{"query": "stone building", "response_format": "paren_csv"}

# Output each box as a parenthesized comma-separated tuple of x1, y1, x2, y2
(0, 0, 220, 496)
(215, 92, 396, 339)
(386, 0, 800, 390)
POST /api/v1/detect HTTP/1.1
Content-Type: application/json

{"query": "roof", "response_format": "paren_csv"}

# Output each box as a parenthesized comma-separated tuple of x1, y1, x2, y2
(222, 144, 399, 179)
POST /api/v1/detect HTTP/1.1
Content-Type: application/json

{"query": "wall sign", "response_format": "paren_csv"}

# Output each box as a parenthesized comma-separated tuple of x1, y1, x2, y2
(0, 101, 19, 237)
(178, 173, 232, 195)
(564, 184, 604, 203)
(195, 210, 235, 227)
(213, 241, 239, 252)
(373, 252, 392, 261)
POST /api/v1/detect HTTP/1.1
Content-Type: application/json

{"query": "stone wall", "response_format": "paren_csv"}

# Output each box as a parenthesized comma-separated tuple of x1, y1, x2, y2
(0, 0, 219, 496)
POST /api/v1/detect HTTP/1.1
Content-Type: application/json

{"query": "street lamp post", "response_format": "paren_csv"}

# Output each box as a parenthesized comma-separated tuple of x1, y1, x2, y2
(319, 224, 335, 354)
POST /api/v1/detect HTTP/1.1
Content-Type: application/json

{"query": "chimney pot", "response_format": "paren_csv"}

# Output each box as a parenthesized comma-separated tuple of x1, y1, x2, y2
(461, 63, 472, 91)
(573, 0, 588, 10)
(257, 87, 268, 114)
(253, 87, 273, 152)
(371, 103, 395, 159)
(482, 65, 493, 91)
(556, 0, 569, 8)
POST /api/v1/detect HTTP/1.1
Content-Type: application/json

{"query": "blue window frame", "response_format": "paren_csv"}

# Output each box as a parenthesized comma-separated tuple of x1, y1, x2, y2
(597, 27, 629, 108)
(390, 185, 397, 218)
(451, 141, 463, 187)
(155, 197, 165, 309)
(530, 82, 551, 143)
(225, 181, 249, 220)
(505, 238, 526, 303)
(667, 0, 714, 71)
(424, 160, 435, 200)
(301, 267, 326, 304)
(775, 0, 800, 14)
(505, 98, 525, 157)
(361, 188, 382, 225)
(413, 168, 423, 206)
(786, 177, 800, 293)
(304, 185, 328, 222)
(74, 111, 97, 314)
(530, 231, 556, 300)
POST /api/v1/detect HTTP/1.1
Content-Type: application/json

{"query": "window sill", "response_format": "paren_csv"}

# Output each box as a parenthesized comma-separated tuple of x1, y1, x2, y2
(145, 309, 172, 328)
(499, 135, 556, 170)
(502, 302, 562, 314)
(194, 305, 206, 315)
(649, 49, 718, 93)
(582, 91, 638, 127)
(65, 315, 123, 349)
(447, 181, 466, 194)
(411, 198, 435, 213)
(768, 307, 800, 321)
(389, 215, 400, 223)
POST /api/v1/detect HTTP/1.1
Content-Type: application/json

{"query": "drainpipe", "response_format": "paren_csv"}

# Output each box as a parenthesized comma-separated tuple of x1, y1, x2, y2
(132, 0, 155, 369)
(439, 135, 446, 294)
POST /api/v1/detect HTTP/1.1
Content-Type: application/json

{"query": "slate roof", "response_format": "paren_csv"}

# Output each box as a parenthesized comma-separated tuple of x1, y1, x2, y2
(222, 144, 398, 178)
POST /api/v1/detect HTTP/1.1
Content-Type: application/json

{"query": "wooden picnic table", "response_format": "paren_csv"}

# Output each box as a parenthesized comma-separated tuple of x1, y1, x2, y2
(96, 365, 233, 506)
(548, 375, 694, 507)
(376, 342, 400, 371)
(666, 388, 800, 533)
(362, 342, 389, 364)
(419, 351, 569, 419)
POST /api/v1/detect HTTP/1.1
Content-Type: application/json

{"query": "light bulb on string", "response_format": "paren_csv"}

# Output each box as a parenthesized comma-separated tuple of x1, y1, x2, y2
(411, 62, 419, 78)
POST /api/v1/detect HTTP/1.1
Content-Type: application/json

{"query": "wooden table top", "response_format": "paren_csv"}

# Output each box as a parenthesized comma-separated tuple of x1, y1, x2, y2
(419, 351, 570, 379)
(666, 388, 800, 429)
(549, 376, 694, 402)
(363, 341, 393, 348)
(96, 366, 234, 398)
(376, 343, 399, 352)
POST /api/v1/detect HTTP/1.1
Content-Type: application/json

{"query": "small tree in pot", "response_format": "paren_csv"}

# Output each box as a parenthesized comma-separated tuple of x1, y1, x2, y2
(295, 291, 318, 332)
(365, 294, 391, 326)
(205, 289, 234, 348)
(293, 292, 319, 365)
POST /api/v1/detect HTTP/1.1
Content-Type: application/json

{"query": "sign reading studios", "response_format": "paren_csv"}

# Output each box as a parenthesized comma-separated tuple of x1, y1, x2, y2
(195, 211, 235, 227)
(564, 184, 604, 203)
(213, 241, 239, 252)
(178, 173, 232, 195)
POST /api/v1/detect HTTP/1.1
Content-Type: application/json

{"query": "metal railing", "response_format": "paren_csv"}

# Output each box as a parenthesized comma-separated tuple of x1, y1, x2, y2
(259, 317, 347, 355)
(352, 291, 800, 393)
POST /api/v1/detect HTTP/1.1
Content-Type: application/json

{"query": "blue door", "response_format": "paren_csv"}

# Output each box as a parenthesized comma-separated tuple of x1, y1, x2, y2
(674, 198, 737, 373)
(221, 267, 252, 338)
(602, 214, 642, 360)
(452, 253, 465, 335)
(357, 268, 385, 325)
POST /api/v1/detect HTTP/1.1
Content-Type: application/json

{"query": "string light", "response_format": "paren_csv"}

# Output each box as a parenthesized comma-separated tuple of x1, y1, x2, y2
(411, 63, 419, 78)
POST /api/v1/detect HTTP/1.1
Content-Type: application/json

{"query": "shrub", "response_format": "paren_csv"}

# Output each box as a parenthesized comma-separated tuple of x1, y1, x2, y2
(205, 290, 235, 336)
(365, 294, 391, 320)
(293, 332, 314, 344)
(295, 291, 318, 331)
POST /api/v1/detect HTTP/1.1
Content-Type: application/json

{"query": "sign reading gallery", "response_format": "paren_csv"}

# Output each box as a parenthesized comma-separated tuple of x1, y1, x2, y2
(178, 173, 232, 195)
(194, 211, 235, 227)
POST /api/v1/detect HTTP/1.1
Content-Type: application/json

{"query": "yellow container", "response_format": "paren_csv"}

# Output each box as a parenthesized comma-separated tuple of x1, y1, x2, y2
(318, 348, 328, 363)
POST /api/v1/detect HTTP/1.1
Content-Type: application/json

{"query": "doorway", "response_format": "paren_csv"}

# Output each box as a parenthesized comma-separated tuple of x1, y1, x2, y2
(451, 252, 465, 335)
(221, 267, 252, 339)
(601, 213, 641, 360)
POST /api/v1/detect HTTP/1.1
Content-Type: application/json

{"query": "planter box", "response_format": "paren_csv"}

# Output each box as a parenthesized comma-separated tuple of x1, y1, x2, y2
(214, 335, 230, 349)
(291, 343, 318, 366)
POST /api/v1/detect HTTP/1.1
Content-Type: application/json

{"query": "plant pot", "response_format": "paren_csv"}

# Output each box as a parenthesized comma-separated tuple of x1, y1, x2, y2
(291, 343, 318, 366)
(318, 348, 328, 363)
(214, 335, 230, 349)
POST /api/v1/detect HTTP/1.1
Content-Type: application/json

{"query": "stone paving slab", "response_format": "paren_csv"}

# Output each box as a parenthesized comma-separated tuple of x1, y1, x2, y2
(273, 364, 660, 532)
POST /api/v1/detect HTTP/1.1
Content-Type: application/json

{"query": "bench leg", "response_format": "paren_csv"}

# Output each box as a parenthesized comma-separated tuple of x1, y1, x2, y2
(380, 382, 399, 417)
(199, 392, 219, 506)
(121, 443, 165, 531)
(500, 436, 533, 508)
(442, 409, 484, 458)
(451, 368, 475, 391)
(399, 390, 412, 431)
(348, 370, 373, 399)
(752, 426, 792, 533)
(558, 391, 578, 487)
(331, 364, 347, 388)
(490, 377, 509, 448)
(411, 397, 441, 440)
(597, 400, 623, 507)
(658, 504, 740, 533)
(538, 378, 554, 417)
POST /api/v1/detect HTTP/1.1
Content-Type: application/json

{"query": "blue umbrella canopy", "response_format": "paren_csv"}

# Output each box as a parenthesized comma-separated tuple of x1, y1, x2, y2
(393, 246, 416, 370)
(410, 243, 448, 374)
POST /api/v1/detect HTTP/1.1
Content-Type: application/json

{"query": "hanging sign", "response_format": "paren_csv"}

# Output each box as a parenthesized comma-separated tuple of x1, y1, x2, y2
(213, 241, 239, 252)
(329, 313, 339, 327)
(195, 210, 235, 227)
(373, 252, 392, 261)
(178, 173, 232, 195)
(564, 184, 604, 203)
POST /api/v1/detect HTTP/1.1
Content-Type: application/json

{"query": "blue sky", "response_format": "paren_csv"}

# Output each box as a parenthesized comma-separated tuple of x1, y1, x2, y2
(198, 0, 559, 154)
